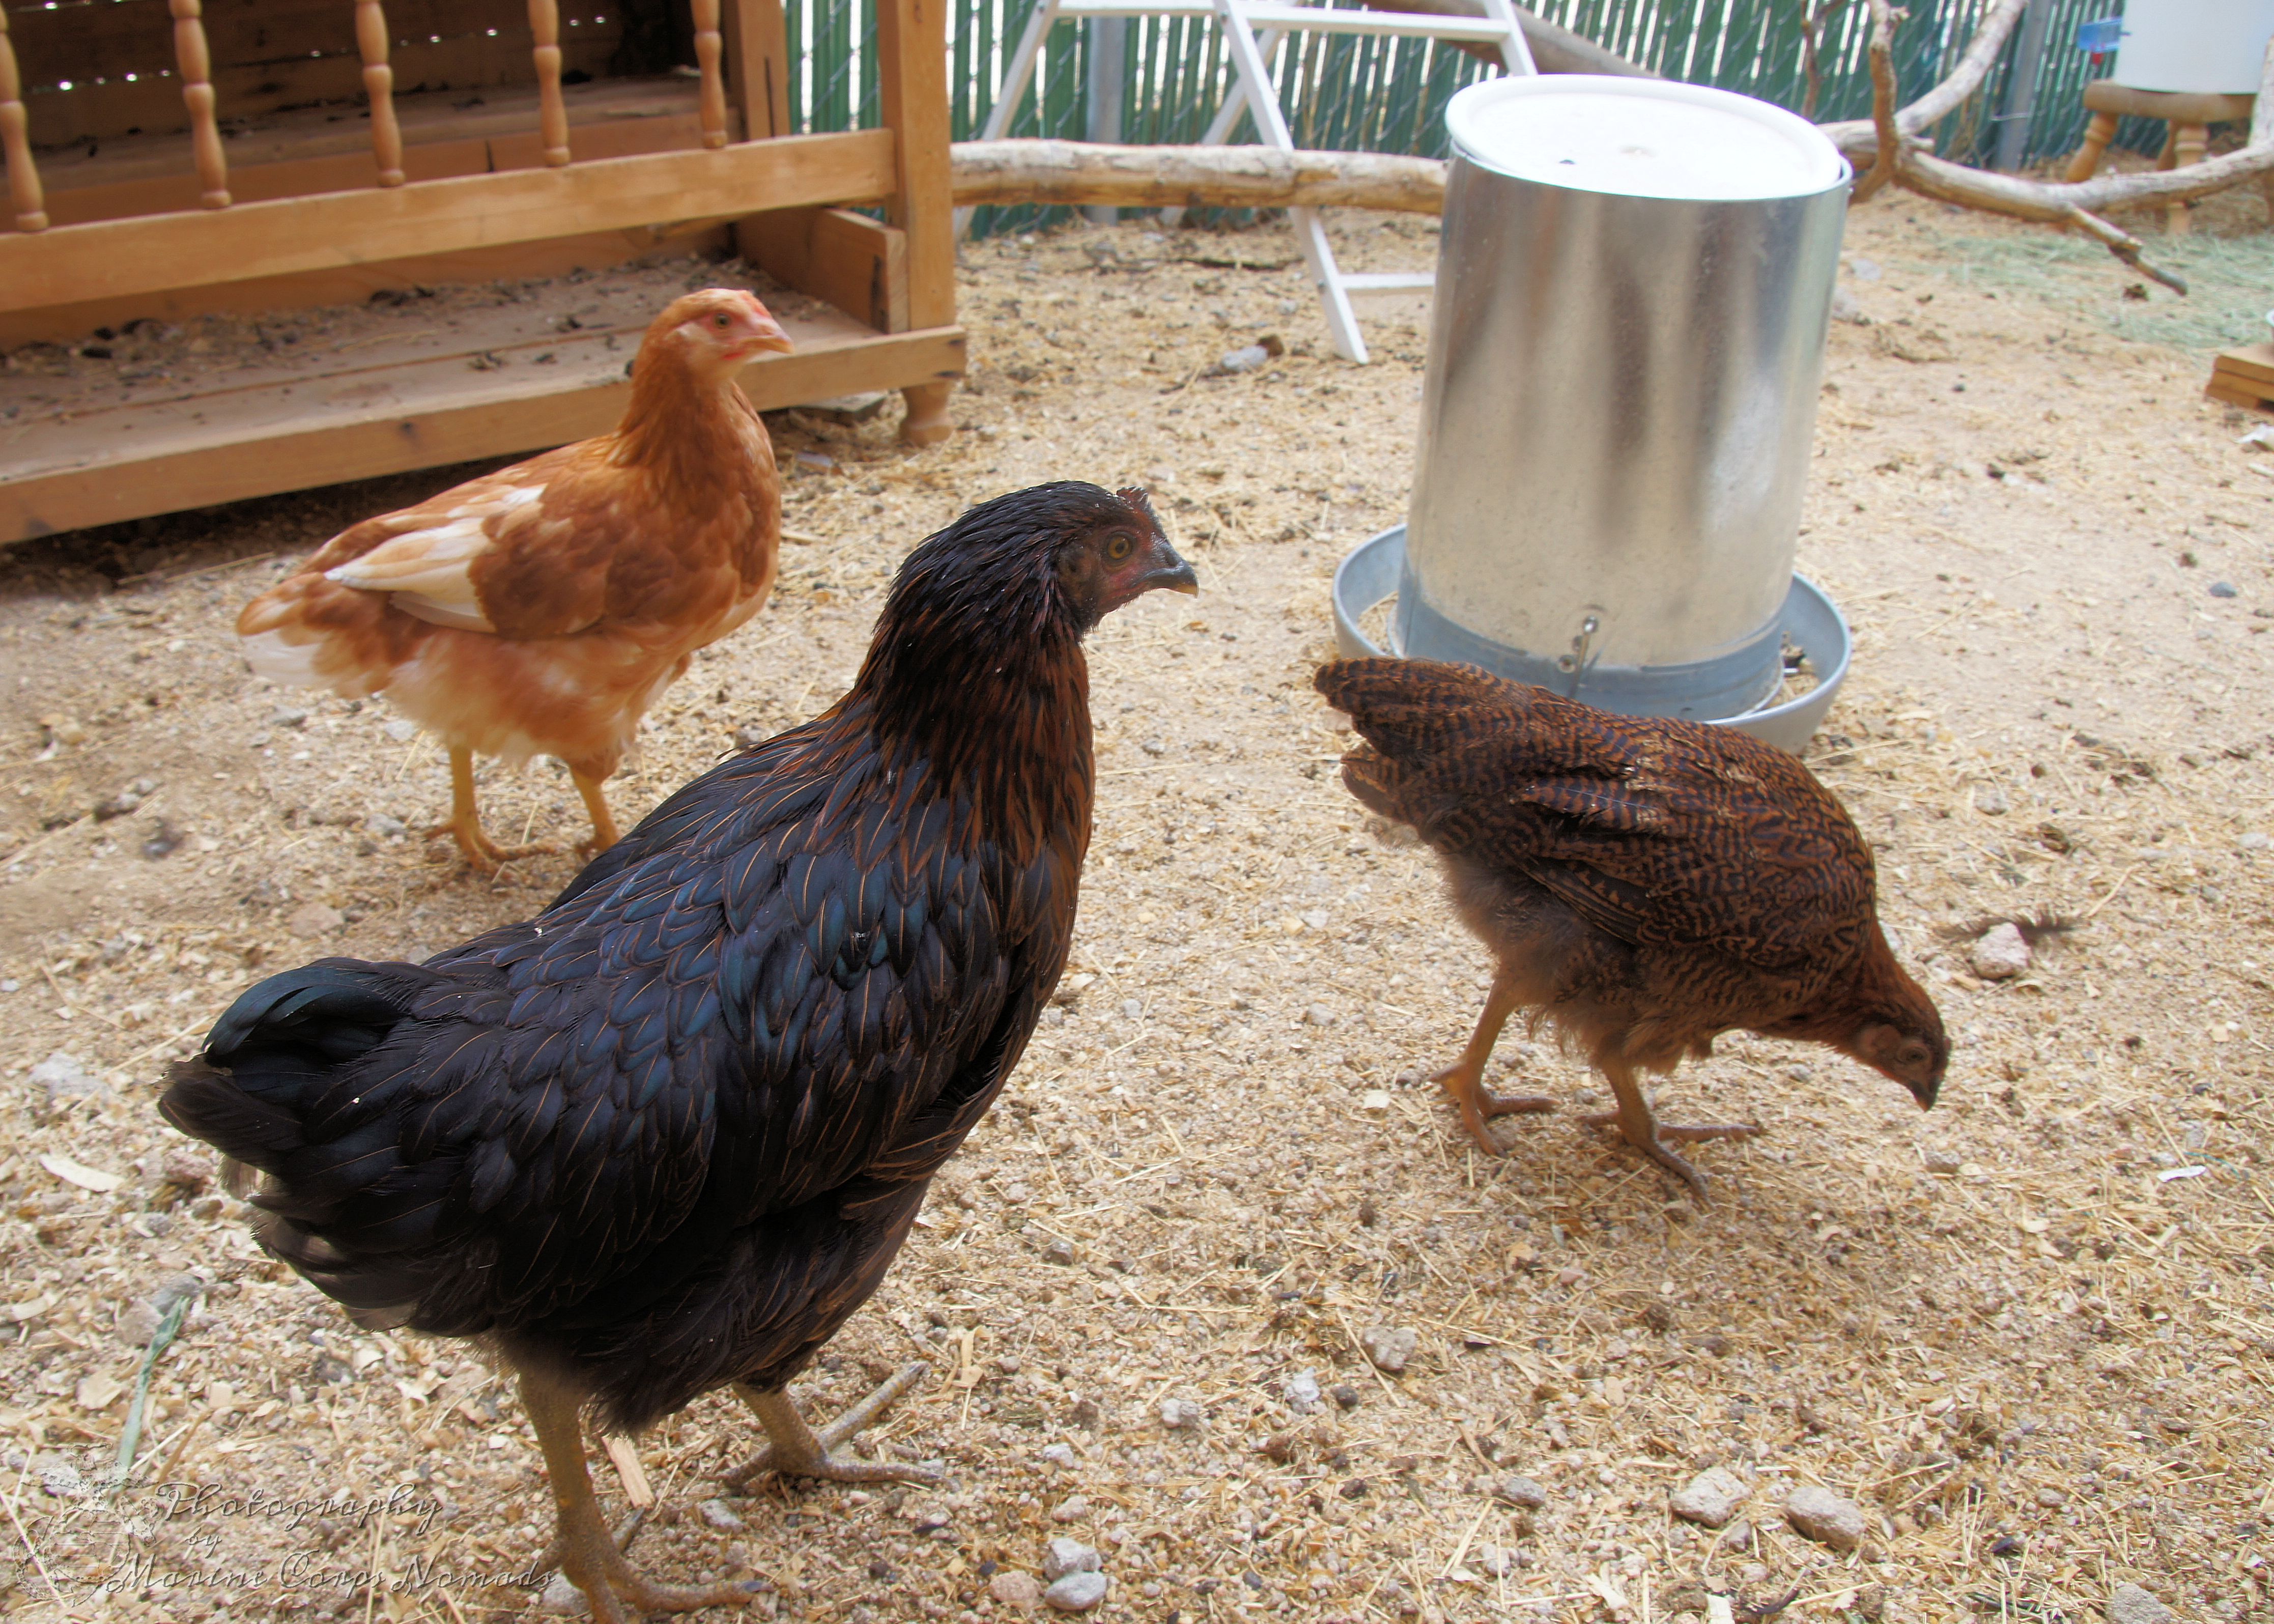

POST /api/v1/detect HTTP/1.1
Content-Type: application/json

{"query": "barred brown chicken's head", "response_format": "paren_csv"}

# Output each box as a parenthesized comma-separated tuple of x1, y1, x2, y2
(1851, 994, 1948, 1108)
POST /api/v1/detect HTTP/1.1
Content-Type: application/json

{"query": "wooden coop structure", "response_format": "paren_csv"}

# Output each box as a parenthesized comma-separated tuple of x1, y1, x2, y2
(0, 0, 962, 545)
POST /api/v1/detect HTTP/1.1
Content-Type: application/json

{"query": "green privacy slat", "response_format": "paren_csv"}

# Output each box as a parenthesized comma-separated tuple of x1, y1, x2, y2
(785, 0, 2165, 240)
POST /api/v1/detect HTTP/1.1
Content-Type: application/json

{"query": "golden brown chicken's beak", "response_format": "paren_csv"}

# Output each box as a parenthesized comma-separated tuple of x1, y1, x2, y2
(734, 295, 795, 360)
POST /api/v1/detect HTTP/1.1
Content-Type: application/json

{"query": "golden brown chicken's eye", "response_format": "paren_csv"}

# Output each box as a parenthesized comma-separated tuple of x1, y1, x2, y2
(714, 314, 730, 327)
(1105, 534, 1135, 563)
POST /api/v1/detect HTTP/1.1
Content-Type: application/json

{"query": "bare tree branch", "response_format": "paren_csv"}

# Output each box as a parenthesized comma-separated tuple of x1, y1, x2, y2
(1818, 0, 2029, 156)
(951, 141, 1449, 214)
(1853, 0, 1906, 202)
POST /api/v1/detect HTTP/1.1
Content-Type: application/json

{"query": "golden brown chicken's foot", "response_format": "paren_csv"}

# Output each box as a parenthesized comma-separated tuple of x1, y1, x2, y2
(1577, 1063, 1760, 1199)
(520, 1369, 763, 1623)
(723, 1361, 940, 1489)
(1432, 973, 1558, 1153)
(572, 770, 621, 860)
(428, 747, 555, 872)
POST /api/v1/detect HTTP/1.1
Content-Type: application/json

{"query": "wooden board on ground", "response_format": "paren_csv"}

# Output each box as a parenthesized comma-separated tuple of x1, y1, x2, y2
(2210, 341, 2274, 390)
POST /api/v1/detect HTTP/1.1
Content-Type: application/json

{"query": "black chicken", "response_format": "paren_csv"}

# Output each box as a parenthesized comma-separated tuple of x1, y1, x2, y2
(161, 483, 1196, 1620)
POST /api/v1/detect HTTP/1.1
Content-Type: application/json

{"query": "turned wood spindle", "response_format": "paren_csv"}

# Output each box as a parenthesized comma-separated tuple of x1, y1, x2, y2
(170, 0, 231, 208)
(692, 0, 728, 149)
(356, 0, 406, 186)
(529, 0, 571, 166)
(0, 6, 48, 232)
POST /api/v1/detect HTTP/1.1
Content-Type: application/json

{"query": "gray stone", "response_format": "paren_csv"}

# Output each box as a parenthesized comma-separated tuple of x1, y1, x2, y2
(1973, 784, 2011, 816)
(1303, 1003, 1336, 1027)
(1043, 1537, 1100, 1580)
(287, 901, 345, 940)
(1668, 1466, 1748, 1528)
(1783, 1484, 1868, 1550)
(1848, 255, 1883, 282)
(1159, 1398, 1204, 1431)
(2107, 1584, 2178, 1624)
(365, 812, 408, 839)
(2210, 581, 2239, 599)
(1970, 922, 2031, 980)
(1049, 1496, 1089, 1523)
(1360, 1325, 1416, 1374)
(1831, 287, 1868, 325)
(1043, 1237, 1076, 1265)
(1923, 1148, 1964, 1175)
(538, 1574, 588, 1615)
(1495, 1475, 1547, 1511)
(1041, 1442, 1077, 1469)
(1122, 999, 1144, 1020)
(1283, 1370, 1322, 1414)
(698, 1499, 745, 1532)
(1213, 344, 1271, 375)
(1044, 1571, 1109, 1612)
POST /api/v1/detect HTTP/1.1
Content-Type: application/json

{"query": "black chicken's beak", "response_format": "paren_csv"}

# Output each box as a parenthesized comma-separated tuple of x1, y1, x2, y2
(1134, 534, 1199, 598)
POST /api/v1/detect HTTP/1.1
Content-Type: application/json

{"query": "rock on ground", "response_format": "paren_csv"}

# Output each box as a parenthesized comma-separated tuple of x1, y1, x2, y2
(2107, 1583, 2180, 1624)
(1360, 1325, 1416, 1373)
(1971, 921, 2031, 980)
(1043, 1538, 1100, 1580)
(1496, 1474, 1548, 1510)
(1783, 1484, 1868, 1550)
(989, 1571, 1043, 1611)
(1669, 1467, 1749, 1528)
(1044, 1571, 1110, 1612)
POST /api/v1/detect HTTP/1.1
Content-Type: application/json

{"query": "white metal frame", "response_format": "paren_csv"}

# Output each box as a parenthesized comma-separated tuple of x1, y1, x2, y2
(958, 0, 1537, 363)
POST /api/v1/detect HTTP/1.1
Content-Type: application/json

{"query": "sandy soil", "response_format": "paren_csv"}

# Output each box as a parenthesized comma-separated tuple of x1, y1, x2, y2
(0, 190, 2269, 1624)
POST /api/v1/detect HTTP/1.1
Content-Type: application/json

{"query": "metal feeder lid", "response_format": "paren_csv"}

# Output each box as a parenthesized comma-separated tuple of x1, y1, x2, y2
(1446, 75, 1849, 202)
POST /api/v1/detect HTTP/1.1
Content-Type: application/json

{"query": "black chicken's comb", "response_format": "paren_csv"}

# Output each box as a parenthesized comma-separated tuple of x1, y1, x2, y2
(1116, 486, 1162, 531)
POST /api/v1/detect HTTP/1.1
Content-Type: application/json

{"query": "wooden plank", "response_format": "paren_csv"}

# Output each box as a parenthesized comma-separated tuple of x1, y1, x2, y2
(0, 222, 732, 348)
(2206, 381, 2272, 412)
(738, 208, 908, 334)
(0, 131, 897, 317)
(12, 32, 620, 146)
(0, 325, 966, 543)
(874, 0, 956, 331)
(2212, 344, 2274, 388)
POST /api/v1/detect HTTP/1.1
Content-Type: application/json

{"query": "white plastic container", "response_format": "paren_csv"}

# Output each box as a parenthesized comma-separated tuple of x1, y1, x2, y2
(2113, 0, 2274, 94)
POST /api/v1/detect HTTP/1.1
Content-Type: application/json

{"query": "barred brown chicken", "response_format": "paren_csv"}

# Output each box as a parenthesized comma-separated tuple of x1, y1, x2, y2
(1318, 658, 1946, 1195)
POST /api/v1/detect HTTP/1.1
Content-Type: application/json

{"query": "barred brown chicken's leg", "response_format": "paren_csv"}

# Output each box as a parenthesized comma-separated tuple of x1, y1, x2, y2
(1432, 972, 1557, 1153)
(1578, 1060, 1760, 1199)
(572, 770, 620, 858)
(427, 746, 553, 871)
(724, 1361, 941, 1488)
(520, 1369, 760, 1623)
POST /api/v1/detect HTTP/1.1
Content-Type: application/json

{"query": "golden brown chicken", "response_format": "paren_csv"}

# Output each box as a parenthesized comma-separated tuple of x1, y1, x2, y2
(1318, 657, 1947, 1195)
(238, 288, 792, 870)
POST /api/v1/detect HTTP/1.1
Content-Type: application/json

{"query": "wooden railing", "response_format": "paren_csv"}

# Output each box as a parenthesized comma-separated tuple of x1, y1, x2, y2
(0, 0, 740, 232)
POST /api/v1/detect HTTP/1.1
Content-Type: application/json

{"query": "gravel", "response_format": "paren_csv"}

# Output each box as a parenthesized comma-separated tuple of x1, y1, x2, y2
(1783, 1484, 1869, 1550)
(1159, 1397, 1204, 1431)
(1282, 1369, 1322, 1413)
(698, 1498, 745, 1532)
(1495, 1475, 1548, 1510)
(989, 1571, 1043, 1611)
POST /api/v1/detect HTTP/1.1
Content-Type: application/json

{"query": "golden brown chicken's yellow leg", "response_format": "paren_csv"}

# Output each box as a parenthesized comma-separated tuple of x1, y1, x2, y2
(724, 1361, 942, 1488)
(519, 1368, 762, 1622)
(572, 770, 621, 858)
(426, 746, 554, 871)
(1578, 1060, 1760, 1199)
(1432, 971, 1557, 1153)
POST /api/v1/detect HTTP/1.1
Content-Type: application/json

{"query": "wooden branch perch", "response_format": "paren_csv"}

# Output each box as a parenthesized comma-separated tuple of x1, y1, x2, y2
(951, 141, 1448, 213)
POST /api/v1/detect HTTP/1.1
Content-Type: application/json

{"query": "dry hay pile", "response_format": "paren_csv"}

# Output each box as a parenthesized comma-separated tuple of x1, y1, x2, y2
(0, 196, 2267, 1624)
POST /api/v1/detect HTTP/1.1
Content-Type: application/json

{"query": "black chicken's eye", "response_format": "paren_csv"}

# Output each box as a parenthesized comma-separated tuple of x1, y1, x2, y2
(1105, 534, 1135, 562)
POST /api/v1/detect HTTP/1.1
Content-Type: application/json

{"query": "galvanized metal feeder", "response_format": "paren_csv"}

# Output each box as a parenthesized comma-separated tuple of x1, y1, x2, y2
(1332, 75, 1855, 753)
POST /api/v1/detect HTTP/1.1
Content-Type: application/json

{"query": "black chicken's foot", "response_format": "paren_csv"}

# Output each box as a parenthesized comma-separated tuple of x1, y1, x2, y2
(725, 1362, 940, 1489)
(529, 1508, 647, 1583)
(520, 1370, 761, 1623)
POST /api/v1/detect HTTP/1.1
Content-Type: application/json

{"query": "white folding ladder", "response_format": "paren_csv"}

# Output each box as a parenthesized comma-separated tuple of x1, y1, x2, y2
(958, 0, 1537, 363)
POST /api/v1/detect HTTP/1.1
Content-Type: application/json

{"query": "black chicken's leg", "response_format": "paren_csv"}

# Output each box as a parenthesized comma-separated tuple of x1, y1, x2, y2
(520, 1368, 761, 1622)
(1578, 1060, 1760, 1199)
(724, 1361, 941, 1488)
(1433, 972, 1557, 1153)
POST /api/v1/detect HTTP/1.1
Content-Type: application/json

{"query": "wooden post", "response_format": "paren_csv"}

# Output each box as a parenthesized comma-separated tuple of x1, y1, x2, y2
(0, 5, 47, 232)
(529, 0, 572, 166)
(170, 0, 232, 209)
(722, 0, 790, 141)
(692, 0, 729, 149)
(874, 0, 956, 444)
(356, 0, 407, 186)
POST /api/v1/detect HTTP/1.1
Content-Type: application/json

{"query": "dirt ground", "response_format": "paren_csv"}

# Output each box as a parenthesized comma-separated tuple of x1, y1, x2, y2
(1, 179, 2270, 1624)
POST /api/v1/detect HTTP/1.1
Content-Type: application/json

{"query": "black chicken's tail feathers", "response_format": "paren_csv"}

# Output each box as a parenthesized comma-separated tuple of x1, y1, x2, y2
(159, 959, 442, 1330)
